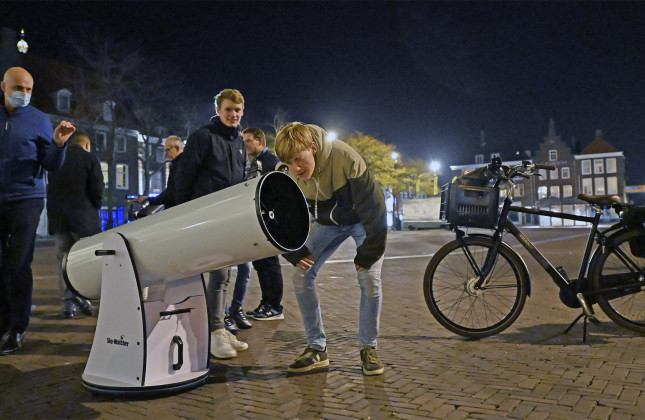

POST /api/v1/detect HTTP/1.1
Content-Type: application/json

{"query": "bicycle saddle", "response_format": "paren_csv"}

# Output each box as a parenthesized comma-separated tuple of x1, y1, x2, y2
(577, 194, 621, 208)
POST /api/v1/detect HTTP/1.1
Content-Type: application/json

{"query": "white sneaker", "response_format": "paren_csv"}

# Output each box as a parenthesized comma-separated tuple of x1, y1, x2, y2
(210, 328, 237, 359)
(225, 329, 248, 352)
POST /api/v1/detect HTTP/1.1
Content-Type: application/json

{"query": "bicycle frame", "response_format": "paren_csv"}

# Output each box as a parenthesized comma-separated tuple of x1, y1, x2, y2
(471, 195, 604, 294)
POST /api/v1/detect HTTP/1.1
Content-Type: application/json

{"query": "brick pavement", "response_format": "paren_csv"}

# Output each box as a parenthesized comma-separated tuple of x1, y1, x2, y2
(1, 230, 644, 419)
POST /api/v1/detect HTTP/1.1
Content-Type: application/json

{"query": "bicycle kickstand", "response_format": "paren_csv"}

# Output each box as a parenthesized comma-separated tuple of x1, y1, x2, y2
(563, 293, 599, 344)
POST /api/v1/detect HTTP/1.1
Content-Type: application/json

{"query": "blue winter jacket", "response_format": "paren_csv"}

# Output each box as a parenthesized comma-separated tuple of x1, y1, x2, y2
(0, 98, 66, 203)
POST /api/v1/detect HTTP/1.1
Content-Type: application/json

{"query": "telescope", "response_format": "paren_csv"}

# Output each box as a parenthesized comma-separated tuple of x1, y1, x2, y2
(63, 171, 309, 395)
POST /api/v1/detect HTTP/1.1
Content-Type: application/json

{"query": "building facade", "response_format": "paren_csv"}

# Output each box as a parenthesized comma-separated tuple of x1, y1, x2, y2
(449, 120, 627, 225)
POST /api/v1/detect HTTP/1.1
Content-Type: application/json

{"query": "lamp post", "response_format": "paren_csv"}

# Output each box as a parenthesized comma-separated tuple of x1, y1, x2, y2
(327, 131, 337, 141)
(429, 161, 441, 196)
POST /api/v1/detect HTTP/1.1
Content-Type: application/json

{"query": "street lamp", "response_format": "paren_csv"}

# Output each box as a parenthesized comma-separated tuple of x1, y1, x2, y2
(391, 152, 399, 163)
(429, 161, 441, 196)
(17, 29, 28, 54)
(327, 131, 337, 141)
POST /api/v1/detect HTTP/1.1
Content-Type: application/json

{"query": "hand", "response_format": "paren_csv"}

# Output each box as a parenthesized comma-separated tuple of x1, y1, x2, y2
(53, 121, 76, 147)
(296, 254, 315, 270)
(137, 196, 149, 204)
(355, 264, 367, 272)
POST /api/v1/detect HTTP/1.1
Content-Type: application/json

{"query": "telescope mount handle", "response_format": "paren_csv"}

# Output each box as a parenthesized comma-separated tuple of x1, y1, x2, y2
(172, 335, 184, 371)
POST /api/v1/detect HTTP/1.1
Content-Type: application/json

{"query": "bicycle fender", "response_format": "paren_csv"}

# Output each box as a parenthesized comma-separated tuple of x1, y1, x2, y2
(463, 233, 532, 297)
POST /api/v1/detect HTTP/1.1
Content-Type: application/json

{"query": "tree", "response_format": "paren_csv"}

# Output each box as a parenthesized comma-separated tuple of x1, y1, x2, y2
(397, 159, 435, 197)
(65, 35, 147, 229)
(344, 132, 402, 189)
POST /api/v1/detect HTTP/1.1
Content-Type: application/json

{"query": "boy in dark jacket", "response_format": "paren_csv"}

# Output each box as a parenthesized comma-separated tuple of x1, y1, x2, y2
(168, 89, 248, 359)
(275, 122, 387, 376)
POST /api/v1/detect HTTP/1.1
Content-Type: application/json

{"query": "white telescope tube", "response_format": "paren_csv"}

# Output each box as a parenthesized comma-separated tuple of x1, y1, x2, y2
(64, 171, 309, 299)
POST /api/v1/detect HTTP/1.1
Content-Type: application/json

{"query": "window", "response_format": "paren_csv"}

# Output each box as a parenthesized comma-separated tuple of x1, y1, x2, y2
(594, 159, 604, 174)
(116, 163, 129, 189)
(115, 135, 127, 153)
(514, 183, 524, 197)
(607, 176, 618, 195)
(561, 167, 570, 179)
(538, 169, 547, 180)
(150, 171, 163, 193)
(581, 160, 591, 175)
(594, 177, 605, 195)
(563, 185, 573, 197)
(537, 186, 547, 199)
(550, 168, 558, 180)
(96, 132, 107, 150)
(100, 161, 109, 186)
(475, 154, 484, 164)
(57, 89, 71, 114)
(549, 150, 557, 161)
(582, 178, 593, 195)
(606, 158, 617, 173)
(156, 148, 165, 163)
(550, 185, 560, 197)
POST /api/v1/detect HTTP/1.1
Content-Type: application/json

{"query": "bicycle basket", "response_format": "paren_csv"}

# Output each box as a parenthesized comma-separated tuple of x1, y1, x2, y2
(440, 183, 500, 229)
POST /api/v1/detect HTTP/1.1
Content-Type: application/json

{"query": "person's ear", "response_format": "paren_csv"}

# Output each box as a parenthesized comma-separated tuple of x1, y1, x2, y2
(311, 142, 317, 155)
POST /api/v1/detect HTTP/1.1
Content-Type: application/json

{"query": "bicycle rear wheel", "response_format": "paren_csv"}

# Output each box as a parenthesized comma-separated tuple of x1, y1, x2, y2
(424, 236, 528, 338)
(592, 228, 645, 333)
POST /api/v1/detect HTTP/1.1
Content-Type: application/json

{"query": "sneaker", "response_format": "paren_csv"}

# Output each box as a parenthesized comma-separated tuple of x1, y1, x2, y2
(74, 297, 95, 316)
(224, 329, 248, 352)
(288, 347, 329, 373)
(252, 305, 284, 320)
(210, 329, 237, 359)
(230, 308, 252, 329)
(360, 346, 385, 376)
(246, 302, 267, 317)
(62, 299, 78, 318)
(224, 315, 238, 335)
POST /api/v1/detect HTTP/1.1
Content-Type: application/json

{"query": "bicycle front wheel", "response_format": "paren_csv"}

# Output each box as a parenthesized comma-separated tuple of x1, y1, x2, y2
(592, 228, 645, 333)
(424, 236, 529, 338)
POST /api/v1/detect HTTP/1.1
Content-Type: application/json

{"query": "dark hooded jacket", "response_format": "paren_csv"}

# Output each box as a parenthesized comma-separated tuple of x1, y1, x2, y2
(169, 116, 246, 204)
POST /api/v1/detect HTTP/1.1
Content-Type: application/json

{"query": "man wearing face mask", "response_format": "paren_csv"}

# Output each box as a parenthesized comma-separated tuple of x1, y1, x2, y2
(0, 67, 76, 355)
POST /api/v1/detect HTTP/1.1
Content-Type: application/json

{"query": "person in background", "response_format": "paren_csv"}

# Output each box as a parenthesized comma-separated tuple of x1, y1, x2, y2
(275, 122, 387, 376)
(137, 135, 184, 208)
(168, 89, 248, 359)
(240, 128, 286, 321)
(47, 131, 104, 318)
(0, 67, 75, 355)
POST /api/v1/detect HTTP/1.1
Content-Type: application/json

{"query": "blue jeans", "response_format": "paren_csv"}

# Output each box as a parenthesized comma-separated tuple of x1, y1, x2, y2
(292, 222, 383, 351)
(206, 268, 231, 331)
(228, 262, 251, 313)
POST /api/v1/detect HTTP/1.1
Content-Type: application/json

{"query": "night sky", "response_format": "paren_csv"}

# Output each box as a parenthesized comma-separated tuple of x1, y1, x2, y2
(3, 1, 645, 185)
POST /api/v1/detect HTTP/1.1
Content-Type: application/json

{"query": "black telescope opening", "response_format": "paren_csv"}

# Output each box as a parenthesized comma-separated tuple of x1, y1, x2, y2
(255, 171, 309, 252)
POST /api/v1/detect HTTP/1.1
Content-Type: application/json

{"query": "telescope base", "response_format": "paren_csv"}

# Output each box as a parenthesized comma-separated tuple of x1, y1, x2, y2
(82, 233, 211, 396)
(82, 371, 209, 397)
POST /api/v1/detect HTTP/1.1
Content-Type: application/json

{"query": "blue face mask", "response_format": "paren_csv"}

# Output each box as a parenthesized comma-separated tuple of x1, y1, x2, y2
(8, 90, 31, 108)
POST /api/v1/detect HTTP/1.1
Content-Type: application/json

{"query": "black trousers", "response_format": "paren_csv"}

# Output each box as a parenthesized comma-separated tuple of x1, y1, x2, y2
(252, 255, 284, 311)
(0, 198, 44, 333)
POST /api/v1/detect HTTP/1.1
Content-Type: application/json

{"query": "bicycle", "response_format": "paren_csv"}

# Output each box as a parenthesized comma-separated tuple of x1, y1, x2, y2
(423, 157, 645, 342)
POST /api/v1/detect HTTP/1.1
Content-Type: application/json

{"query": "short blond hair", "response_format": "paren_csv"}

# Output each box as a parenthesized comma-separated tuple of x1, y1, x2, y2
(275, 122, 313, 162)
(214, 89, 244, 108)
